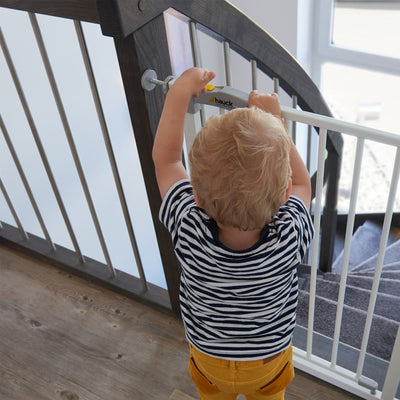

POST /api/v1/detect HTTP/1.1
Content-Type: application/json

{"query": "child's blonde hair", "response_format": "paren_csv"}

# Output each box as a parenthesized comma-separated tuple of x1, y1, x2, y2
(189, 107, 291, 230)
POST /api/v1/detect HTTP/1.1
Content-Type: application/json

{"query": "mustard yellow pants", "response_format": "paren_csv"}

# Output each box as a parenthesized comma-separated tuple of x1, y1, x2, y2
(188, 344, 294, 400)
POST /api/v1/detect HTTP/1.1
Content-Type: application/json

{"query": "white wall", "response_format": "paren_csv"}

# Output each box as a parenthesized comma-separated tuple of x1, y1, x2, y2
(228, 0, 298, 57)
(226, 0, 317, 174)
(296, 0, 316, 74)
(230, 0, 315, 74)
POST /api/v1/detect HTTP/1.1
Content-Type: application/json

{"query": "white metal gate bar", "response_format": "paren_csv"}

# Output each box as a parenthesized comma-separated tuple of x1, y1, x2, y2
(331, 137, 365, 367)
(282, 106, 400, 399)
(307, 127, 327, 358)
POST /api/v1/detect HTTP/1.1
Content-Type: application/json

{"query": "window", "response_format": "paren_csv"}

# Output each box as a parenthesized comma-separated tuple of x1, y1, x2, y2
(313, 0, 400, 131)
(312, 0, 400, 212)
(332, 1, 400, 58)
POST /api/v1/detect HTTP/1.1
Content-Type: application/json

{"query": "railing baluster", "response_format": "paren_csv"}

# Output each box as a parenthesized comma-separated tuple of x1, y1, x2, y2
(307, 126, 312, 172)
(251, 59, 257, 90)
(29, 13, 116, 275)
(189, 21, 201, 68)
(0, 115, 55, 251)
(307, 127, 328, 359)
(0, 177, 28, 241)
(356, 146, 400, 380)
(0, 24, 84, 263)
(273, 77, 279, 94)
(331, 137, 365, 367)
(291, 95, 297, 144)
(74, 20, 147, 290)
(219, 41, 232, 114)
(188, 21, 206, 125)
(223, 41, 232, 86)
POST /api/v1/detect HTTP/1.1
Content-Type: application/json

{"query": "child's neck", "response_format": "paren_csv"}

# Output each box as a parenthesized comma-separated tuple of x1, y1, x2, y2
(217, 223, 262, 251)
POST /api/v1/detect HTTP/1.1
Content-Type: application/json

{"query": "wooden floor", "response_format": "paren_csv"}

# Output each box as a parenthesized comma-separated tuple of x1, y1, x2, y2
(0, 244, 362, 400)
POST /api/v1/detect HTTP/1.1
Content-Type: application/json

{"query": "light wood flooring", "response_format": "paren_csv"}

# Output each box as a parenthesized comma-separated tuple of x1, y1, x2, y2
(0, 244, 361, 400)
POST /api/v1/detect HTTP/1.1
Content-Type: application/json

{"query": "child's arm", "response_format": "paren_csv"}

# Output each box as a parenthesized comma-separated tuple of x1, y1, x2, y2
(152, 68, 216, 199)
(248, 91, 312, 209)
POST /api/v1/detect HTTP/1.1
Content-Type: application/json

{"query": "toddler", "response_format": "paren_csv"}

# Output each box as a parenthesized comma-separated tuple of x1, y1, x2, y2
(152, 68, 314, 400)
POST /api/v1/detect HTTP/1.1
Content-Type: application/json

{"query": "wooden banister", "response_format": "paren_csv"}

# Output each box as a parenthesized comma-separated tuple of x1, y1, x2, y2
(0, 0, 99, 23)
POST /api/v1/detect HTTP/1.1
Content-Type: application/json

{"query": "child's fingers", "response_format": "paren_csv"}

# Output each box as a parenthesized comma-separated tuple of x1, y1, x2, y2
(248, 90, 259, 104)
(203, 70, 216, 83)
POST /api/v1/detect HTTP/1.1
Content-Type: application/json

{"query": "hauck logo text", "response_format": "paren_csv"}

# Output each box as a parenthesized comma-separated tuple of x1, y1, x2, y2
(210, 97, 234, 109)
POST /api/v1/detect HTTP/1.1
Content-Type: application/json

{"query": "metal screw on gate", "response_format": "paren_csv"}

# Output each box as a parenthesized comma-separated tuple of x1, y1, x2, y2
(141, 69, 175, 94)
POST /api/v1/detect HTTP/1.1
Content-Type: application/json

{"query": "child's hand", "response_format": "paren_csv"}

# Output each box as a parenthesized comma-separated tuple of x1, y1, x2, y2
(171, 67, 216, 98)
(249, 90, 281, 117)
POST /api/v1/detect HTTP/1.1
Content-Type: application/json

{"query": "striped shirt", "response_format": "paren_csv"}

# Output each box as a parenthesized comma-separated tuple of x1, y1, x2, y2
(160, 179, 313, 360)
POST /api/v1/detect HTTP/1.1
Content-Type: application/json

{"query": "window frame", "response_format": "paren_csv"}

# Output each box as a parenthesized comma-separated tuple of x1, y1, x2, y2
(312, 0, 400, 86)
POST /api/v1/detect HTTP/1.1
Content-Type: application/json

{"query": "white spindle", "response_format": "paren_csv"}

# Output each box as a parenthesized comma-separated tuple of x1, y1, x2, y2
(331, 137, 365, 367)
(307, 128, 328, 358)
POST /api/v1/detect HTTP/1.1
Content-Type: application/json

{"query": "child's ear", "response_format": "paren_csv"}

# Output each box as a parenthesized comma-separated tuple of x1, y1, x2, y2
(285, 178, 293, 203)
(193, 189, 202, 207)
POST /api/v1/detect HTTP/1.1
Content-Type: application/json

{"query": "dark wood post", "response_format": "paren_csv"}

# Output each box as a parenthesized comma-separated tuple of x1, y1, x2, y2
(113, 15, 181, 316)
(319, 150, 341, 272)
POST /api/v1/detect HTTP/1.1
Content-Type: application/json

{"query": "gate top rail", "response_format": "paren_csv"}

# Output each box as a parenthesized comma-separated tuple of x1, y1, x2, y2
(283, 106, 400, 147)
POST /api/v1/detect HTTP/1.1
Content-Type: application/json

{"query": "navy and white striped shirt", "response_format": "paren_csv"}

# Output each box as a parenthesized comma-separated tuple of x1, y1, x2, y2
(160, 179, 313, 360)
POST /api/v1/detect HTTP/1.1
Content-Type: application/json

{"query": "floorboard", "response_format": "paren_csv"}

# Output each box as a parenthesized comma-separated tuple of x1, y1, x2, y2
(0, 244, 361, 399)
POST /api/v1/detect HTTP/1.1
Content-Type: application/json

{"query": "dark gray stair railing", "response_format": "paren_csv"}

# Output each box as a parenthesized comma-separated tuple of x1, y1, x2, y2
(0, 0, 342, 316)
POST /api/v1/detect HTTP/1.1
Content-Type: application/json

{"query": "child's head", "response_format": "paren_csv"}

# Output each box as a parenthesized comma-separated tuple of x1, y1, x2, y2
(189, 107, 291, 230)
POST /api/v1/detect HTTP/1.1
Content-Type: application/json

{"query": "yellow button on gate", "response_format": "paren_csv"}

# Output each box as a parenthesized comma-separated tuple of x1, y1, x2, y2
(206, 84, 215, 91)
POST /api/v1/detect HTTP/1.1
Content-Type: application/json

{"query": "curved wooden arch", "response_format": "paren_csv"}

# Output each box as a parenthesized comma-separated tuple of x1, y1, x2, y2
(97, 0, 341, 137)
